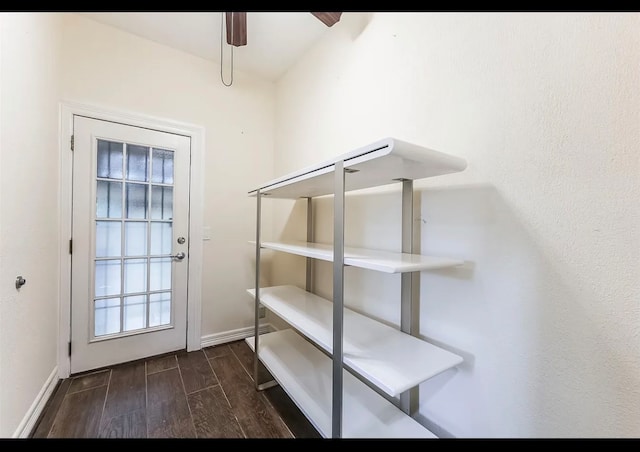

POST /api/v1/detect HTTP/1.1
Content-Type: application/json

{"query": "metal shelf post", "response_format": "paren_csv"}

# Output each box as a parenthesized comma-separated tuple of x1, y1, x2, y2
(332, 161, 345, 438)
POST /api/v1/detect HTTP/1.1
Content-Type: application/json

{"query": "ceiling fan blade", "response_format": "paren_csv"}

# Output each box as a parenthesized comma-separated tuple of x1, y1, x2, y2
(311, 12, 342, 27)
(225, 12, 247, 47)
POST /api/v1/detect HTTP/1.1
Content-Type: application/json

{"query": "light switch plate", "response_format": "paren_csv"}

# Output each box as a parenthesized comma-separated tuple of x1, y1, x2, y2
(203, 226, 211, 241)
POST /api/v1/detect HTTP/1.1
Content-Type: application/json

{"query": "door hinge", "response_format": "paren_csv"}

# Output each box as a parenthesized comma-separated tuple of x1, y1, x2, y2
(70, 134, 74, 151)
(68, 341, 72, 357)
(69, 239, 73, 255)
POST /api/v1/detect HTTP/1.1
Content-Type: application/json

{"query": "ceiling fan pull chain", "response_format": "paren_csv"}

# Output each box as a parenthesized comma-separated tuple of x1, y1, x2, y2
(220, 12, 233, 87)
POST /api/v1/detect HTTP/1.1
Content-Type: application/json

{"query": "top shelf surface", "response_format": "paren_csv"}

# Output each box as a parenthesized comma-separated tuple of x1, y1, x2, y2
(249, 137, 467, 199)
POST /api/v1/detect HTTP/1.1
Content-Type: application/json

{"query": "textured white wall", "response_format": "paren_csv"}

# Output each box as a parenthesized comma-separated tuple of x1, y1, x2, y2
(271, 12, 640, 437)
(60, 14, 275, 339)
(0, 13, 63, 437)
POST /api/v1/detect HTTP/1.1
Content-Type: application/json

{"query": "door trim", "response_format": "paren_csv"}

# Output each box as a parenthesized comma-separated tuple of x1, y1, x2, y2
(58, 100, 205, 378)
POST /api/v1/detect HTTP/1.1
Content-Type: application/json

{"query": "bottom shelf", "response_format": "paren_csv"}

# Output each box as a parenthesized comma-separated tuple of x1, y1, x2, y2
(246, 329, 437, 438)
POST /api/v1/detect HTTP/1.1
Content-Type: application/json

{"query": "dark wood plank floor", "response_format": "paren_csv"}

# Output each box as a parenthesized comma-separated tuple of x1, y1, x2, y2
(31, 339, 321, 439)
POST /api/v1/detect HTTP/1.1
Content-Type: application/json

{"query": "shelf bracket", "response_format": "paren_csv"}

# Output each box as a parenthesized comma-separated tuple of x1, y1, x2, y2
(400, 179, 420, 416)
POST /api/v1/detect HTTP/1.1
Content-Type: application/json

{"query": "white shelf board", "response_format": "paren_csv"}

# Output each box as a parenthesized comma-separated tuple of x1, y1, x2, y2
(249, 137, 467, 198)
(252, 240, 463, 274)
(247, 285, 463, 397)
(246, 329, 437, 438)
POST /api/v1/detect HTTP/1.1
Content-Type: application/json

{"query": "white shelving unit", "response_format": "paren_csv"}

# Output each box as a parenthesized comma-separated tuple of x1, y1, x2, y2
(247, 285, 463, 397)
(245, 330, 436, 438)
(251, 240, 463, 273)
(248, 137, 466, 199)
(249, 137, 467, 438)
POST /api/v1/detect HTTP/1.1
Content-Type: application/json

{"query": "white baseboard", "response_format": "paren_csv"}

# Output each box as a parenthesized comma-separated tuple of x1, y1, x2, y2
(13, 367, 59, 438)
(201, 324, 273, 349)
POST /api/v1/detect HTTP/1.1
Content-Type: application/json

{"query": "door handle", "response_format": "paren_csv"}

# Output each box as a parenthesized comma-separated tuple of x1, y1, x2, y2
(172, 252, 186, 261)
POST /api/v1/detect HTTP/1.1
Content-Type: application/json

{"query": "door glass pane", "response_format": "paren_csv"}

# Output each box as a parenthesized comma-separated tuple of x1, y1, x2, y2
(95, 260, 121, 297)
(150, 222, 172, 255)
(125, 221, 147, 256)
(97, 140, 123, 179)
(96, 221, 121, 258)
(126, 145, 149, 182)
(124, 295, 146, 331)
(95, 298, 121, 336)
(150, 257, 171, 291)
(151, 149, 174, 184)
(124, 258, 147, 294)
(151, 185, 173, 220)
(126, 183, 148, 219)
(92, 138, 177, 340)
(96, 181, 122, 219)
(149, 292, 171, 327)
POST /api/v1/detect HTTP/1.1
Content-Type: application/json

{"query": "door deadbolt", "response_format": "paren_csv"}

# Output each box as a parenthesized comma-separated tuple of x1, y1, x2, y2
(177, 237, 186, 244)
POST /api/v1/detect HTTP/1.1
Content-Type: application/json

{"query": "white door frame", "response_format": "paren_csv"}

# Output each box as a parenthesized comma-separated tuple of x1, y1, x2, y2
(58, 101, 205, 378)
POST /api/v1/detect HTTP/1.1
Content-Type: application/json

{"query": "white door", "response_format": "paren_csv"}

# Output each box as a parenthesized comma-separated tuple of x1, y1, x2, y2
(71, 116, 191, 374)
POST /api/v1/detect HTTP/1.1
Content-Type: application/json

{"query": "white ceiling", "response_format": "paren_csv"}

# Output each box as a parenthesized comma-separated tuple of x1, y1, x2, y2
(81, 12, 334, 82)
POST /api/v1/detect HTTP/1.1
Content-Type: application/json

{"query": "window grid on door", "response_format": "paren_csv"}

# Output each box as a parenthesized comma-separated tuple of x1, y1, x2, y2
(94, 139, 175, 337)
